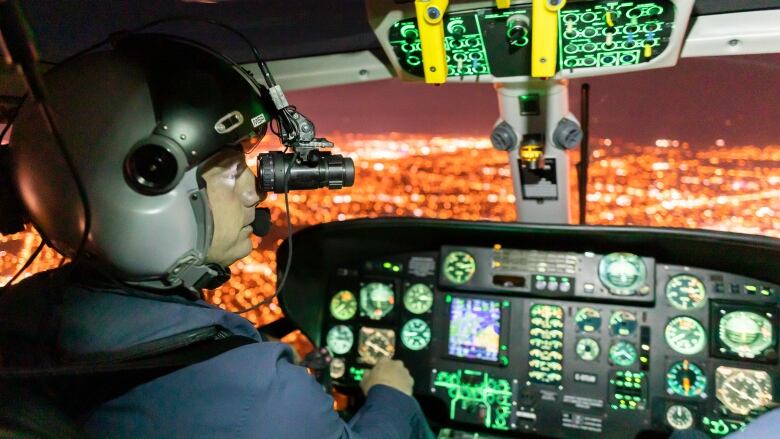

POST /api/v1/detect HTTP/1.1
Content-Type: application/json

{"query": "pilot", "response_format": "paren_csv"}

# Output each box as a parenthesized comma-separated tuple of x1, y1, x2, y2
(0, 35, 432, 438)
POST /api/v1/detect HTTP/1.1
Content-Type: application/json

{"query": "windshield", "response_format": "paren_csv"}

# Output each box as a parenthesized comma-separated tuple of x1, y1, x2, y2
(1, 54, 777, 347)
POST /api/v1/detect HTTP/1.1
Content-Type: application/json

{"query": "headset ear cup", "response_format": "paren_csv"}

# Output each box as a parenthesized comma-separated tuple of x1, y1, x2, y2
(124, 135, 188, 195)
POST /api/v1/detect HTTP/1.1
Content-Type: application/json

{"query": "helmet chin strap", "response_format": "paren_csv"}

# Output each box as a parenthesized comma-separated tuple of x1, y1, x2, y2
(192, 264, 232, 291)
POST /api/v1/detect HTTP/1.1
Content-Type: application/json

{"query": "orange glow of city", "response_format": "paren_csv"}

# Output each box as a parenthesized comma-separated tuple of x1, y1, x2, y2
(2, 133, 778, 354)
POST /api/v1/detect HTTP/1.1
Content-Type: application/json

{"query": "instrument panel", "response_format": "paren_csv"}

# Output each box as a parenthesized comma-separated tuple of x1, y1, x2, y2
(321, 245, 779, 438)
(375, 0, 691, 81)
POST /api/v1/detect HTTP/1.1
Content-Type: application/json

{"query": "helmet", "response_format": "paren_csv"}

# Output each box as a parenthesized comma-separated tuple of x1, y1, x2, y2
(11, 34, 271, 290)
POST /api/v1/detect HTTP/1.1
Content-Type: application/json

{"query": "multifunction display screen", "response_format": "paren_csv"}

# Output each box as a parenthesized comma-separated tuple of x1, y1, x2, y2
(448, 297, 502, 362)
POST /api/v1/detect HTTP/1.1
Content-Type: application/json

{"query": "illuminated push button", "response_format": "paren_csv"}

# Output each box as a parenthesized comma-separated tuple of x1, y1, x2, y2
(535, 279, 547, 290)
(548, 280, 559, 291)
(560, 282, 571, 293)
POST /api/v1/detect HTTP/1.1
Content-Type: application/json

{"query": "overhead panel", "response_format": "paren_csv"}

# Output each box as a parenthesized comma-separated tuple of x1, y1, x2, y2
(375, 0, 693, 82)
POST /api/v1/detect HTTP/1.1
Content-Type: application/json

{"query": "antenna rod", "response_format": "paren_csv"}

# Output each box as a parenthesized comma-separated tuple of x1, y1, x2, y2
(578, 83, 590, 225)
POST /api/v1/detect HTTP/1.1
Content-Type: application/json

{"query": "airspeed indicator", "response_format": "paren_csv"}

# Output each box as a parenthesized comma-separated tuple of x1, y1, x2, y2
(666, 275, 706, 310)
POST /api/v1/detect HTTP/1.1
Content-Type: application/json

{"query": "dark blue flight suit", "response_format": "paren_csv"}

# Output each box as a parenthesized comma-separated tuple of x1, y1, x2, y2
(0, 267, 433, 438)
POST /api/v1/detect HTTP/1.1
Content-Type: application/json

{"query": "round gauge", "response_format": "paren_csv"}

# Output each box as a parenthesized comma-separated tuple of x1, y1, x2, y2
(609, 310, 638, 336)
(576, 338, 600, 361)
(329, 290, 357, 321)
(609, 341, 638, 367)
(716, 369, 773, 416)
(575, 307, 602, 332)
(666, 274, 707, 310)
(326, 325, 354, 355)
(719, 311, 774, 358)
(666, 405, 694, 430)
(403, 284, 434, 314)
(666, 360, 707, 397)
(598, 252, 647, 294)
(401, 318, 431, 351)
(359, 282, 395, 320)
(443, 251, 477, 284)
(357, 327, 396, 365)
(665, 316, 707, 355)
(330, 358, 346, 379)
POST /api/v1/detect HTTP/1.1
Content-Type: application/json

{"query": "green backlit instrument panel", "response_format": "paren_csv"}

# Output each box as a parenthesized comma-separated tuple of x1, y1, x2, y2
(320, 245, 778, 438)
(431, 369, 517, 430)
(559, 0, 675, 70)
(387, 0, 676, 79)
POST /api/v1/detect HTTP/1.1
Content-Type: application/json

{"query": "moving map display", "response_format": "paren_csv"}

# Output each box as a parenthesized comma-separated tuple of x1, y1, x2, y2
(448, 297, 502, 362)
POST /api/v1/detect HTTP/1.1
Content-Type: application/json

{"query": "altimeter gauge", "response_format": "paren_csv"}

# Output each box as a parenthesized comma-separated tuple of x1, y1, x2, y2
(718, 311, 774, 359)
(326, 325, 354, 355)
(443, 251, 477, 284)
(358, 327, 396, 365)
(404, 284, 434, 314)
(401, 318, 431, 351)
(666, 360, 707, 397)
(359, 282, 395, 320)
(665, 316, 707, 355)
(716, 366, 773, 416)
(330, 290, 357, 320)
(666, 274, 706, 310)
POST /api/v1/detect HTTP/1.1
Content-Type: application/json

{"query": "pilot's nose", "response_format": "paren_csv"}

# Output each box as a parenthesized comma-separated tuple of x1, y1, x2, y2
(242, 174, 261, 207)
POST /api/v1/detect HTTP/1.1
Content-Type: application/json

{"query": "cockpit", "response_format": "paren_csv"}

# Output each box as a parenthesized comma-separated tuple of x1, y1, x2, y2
(0, 1, 778, 438)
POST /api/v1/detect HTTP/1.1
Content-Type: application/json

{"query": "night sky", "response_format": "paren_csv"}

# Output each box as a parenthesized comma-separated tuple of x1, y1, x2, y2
(286, 54, 780, 147)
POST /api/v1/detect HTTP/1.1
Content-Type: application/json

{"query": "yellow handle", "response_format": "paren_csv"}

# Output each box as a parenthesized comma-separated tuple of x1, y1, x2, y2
(496, 0, 511, 9)
(531, 0, 566, 78)
(415, 0, 449, 84)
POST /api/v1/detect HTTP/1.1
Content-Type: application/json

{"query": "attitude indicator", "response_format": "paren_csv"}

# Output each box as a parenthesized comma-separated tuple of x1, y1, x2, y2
(718, 311, 774, 359)
(359, 282, 395, 320)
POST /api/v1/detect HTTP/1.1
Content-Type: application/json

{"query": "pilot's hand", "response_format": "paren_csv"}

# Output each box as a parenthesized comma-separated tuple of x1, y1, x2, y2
(360, 358, 414, 397)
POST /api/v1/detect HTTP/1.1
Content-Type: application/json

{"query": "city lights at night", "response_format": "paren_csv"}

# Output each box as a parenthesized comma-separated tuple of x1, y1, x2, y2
(2, 133, 777, 353)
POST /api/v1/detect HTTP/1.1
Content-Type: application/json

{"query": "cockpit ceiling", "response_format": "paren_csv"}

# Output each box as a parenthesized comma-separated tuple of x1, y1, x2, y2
(19, 0, 780, 65)
(20, 0, 379, 64)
